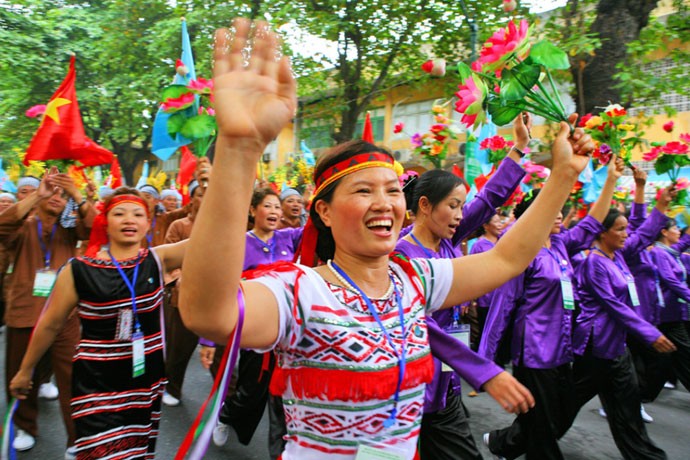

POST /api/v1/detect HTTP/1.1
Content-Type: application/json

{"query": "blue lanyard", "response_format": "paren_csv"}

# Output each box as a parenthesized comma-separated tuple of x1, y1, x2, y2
(410, 232, 460, 324)
(330, 261, 405, 428)
(37, 218, 57, 269)
(249, 231, 276, 263)
(109, 249, 144, 332)
(146, 215, 157, 246)
(593, 247, 632, 280)
(544, 246, 568, 277)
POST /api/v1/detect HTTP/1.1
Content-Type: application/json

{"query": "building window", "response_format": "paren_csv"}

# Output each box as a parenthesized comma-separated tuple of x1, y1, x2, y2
(392, 101, 435, 139)
(300, 124, 333, 149)
(629, 58, 690, 114)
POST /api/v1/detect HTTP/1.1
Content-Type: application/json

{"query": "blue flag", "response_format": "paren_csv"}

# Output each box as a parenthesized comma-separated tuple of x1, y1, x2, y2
(301, 140, 315, 166)
(151, 19, 197, 161)
(583, 164, 608, 204)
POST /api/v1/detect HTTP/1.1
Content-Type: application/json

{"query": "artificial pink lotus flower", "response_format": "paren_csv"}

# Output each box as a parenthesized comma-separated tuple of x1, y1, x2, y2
(455, 74, 487, 115)
(675, 177, 690, 190)
(175, 59, 189, 77)
(642, 146, 662, 161)
(198, 106, 216, 116)
(25, 105, 46, 118)
(421, 59, 446, 77)
(663, 121, 674, 133)
(477, 20, 531, 73)
(680, 133, 690, 144)
(187, 77, 213, 94)
(661, 141, 689, 155)
(162, 92, 195, 112)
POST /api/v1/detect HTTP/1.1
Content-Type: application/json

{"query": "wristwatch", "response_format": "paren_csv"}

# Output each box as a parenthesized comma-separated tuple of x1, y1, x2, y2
(511, 146, 526, 158)
(77, 198, 88, 208)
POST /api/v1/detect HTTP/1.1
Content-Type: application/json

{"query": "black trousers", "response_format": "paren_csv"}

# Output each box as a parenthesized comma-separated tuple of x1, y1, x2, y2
(419, 389, 481, 460)
(268, 394, 287, 460)
(488, 364, 577, 460)
(628, 338, 672, 402)
(572, 347, 666, 460)
(218, 350, 273, 444)
(658, 321, 690, 392)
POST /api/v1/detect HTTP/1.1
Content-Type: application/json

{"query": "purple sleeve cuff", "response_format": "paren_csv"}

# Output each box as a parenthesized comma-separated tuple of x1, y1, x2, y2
(628, 202, 647, 232)
(199, 338, 216, 347)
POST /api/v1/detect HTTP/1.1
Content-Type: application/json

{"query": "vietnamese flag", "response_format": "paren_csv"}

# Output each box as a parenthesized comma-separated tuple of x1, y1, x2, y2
(176, 146, 197, 204)
(362, 112, 374, 143)
(109, 156, 123, 188)
(24, 55, 113, 167)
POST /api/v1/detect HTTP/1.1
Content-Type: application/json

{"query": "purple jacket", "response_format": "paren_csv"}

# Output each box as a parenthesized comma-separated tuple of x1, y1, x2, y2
(651, 244, 690, 323)
(395, 157, 524, 413)
(573, 209, 668, 359)
(244, 227, 302, 270)
(479, 216, 603, 369)
(469, 237, 497, 308)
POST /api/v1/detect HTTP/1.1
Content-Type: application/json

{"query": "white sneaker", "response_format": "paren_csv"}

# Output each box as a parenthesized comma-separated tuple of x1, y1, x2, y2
(38, 382, 59, 400)
(640, 405, 654, 423)
(598, 407, 607, 418)
(212, 422, 230, 446)
(162, 392, 180, 407)
(664, 381, 676, 389)
(12, 429, 35, 451)
(65, 446, 77, 460)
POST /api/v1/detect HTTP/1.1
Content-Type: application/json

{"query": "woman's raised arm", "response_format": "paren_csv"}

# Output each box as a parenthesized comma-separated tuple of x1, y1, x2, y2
(179, 19, 297, 347)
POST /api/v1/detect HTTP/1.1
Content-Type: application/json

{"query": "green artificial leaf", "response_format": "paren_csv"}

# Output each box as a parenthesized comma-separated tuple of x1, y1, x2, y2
(499, 62, 541, 102)
(167, 112, 186, 138)
(161, 84, 193, 100)
(676, 155, 690, 167)
(457, 62, 472, 81)
(654, 154, 675, 176)
(488, 98, 525, 126)
(180, 115, 217, 140)
(530, 40, 570, 70)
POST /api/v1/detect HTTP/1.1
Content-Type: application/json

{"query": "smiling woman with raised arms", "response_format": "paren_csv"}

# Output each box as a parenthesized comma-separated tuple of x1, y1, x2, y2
(179, 18, 594, 460)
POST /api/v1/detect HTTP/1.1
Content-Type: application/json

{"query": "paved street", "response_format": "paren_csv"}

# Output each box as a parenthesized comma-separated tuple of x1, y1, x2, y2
(4, 335, 689, 459)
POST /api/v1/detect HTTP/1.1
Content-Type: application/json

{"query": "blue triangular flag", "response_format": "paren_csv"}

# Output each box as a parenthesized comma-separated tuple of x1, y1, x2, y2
(151, 19, 197, 161)
(301, 140, 315, 166)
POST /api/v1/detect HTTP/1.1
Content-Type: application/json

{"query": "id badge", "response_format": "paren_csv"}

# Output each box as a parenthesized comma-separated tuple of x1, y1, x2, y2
(627, 280, 640, 307)
(354, 441, 406, 460)
(32, 270, 56, 297)
(6, 262, 13, 275)
(560, 278, 575, 310)
(132, 330, 146, 378)
(441, 324, 470, 373)
(116, 309, 133, 341)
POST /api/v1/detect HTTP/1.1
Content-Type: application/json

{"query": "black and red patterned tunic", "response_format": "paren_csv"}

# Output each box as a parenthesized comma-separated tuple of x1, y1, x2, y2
(70, 248, 166, 459)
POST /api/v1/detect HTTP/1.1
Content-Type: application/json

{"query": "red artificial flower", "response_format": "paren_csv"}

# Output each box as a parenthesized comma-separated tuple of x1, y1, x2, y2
(578, 113, 593, 128)
(421, 59, 446, 77)
(187, 77, 214, 94)
(661, 141, 689, 155)
(393, 122, 404, 134)
(663, 121, 674, 133)
(503, 0, 517, 12)
(642, 146, 662, 162)
(162, 92, 195, 111)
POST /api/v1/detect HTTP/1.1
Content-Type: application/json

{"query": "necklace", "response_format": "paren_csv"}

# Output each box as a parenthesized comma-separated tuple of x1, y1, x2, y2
(326, 259, 395, 300)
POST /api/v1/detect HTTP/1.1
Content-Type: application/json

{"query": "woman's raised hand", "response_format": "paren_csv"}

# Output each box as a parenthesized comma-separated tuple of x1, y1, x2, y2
(551, 113, 594, 179)
(213, 19, 297, 157)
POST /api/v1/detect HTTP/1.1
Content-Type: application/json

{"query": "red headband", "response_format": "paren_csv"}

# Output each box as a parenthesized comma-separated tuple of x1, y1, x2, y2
(296, 152, 395, 267)
(84, 195, 149, 258)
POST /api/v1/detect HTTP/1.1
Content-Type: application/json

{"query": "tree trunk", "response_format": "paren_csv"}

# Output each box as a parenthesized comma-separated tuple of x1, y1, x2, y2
(578, 0, 658, 114)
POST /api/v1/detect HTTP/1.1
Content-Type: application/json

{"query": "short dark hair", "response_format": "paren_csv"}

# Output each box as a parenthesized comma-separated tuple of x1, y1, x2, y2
(404, 169, 465, 213)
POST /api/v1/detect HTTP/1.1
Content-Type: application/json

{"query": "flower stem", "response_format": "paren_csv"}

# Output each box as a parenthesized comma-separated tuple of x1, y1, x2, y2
(545, 68, 567, 115)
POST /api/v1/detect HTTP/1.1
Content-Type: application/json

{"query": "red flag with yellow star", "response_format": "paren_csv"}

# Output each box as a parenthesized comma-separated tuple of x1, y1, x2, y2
(23, 56, 113, 167)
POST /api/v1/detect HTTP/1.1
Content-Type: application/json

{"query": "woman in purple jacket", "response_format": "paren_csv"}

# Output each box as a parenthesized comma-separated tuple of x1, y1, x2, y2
(481, 157, 621, 460)
(649, 221, 690, 394)
(572, 190, 676, 460)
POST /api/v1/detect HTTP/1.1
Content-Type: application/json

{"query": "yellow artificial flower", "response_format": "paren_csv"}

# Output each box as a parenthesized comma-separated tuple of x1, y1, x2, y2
(617, 124, 634, 131)
(585, 116, 603, 129)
